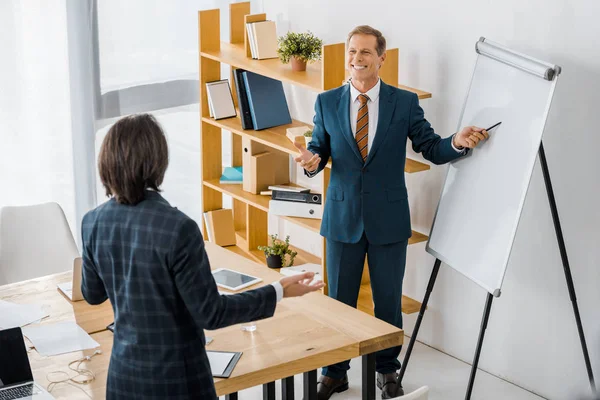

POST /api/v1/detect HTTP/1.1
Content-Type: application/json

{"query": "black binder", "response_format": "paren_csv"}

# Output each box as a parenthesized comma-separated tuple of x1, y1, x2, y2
(233, 68, 254, 130)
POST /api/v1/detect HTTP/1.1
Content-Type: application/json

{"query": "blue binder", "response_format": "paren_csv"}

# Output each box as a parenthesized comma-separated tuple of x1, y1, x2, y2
(242, 71, 292, 130)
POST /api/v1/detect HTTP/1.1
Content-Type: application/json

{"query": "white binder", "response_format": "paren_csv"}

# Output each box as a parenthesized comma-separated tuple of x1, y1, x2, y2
(269, 200, 322, 219)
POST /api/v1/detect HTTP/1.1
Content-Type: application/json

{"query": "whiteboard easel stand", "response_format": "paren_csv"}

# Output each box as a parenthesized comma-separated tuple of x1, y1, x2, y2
(398, 40, 597, 400)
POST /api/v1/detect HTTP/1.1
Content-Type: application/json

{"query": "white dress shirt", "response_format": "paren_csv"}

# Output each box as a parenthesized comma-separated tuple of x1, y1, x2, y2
(349, 78, 381, 155)
(271, 281, 283, 302)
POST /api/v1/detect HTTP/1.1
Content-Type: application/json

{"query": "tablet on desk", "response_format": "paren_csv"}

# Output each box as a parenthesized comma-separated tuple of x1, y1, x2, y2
(212, 268, 262, 291)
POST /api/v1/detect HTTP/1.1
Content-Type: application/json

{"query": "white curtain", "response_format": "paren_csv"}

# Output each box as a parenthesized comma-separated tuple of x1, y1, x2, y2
(0, 0, 78, 235)
(95, 0, 249, 225)
(1, 0, 258, 245)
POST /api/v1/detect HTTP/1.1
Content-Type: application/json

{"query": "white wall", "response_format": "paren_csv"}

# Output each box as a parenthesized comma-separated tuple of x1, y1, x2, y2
(256, 0, 600, 398)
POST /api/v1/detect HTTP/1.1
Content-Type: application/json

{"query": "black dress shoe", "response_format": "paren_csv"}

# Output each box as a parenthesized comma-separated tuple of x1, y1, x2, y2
(316, 374, 349, 400)
(377, 372, 404, 399)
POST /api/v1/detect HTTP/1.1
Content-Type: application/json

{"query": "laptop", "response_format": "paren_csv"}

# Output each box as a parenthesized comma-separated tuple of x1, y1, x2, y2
(0, 327, 55, 399)
(56, 257, 83, 302)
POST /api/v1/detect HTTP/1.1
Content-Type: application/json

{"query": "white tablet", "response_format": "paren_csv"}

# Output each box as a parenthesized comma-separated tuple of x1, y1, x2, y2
(212, 268, 262, 291)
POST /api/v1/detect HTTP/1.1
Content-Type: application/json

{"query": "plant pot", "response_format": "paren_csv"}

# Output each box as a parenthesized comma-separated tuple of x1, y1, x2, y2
(291, 56, 307, 72)
(266, 254, 283, 269)
(304, 136, 312, 147)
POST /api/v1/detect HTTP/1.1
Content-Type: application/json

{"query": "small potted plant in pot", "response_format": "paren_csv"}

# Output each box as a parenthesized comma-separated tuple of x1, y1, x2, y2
(303, 129, 313, 147)
(258, 234, 298, 268)
(277, 31, 323, 72)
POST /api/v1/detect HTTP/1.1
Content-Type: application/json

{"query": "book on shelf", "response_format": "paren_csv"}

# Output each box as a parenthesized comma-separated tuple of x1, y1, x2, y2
(242, 71, 292, 130)
(267, 185, 310, 193)
(203, 209, 236, 247)
(206, 79, 236, 120)
(246, 22, 258, 59)
(220, 166, 243, 184)
(232, 68, 254, 130)
(246, 21, 278, 60)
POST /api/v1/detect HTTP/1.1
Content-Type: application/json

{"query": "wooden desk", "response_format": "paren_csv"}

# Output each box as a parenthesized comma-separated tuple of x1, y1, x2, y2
(0, 272, 113, 334)
(6, 242, 402, 400)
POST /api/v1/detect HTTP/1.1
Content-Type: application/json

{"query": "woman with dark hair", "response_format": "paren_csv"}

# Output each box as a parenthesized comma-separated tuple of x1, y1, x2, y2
(81, 114, 324, 399)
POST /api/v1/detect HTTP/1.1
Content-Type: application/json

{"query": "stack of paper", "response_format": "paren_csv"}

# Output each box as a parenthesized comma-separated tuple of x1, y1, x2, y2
(0, 300, 48, 330)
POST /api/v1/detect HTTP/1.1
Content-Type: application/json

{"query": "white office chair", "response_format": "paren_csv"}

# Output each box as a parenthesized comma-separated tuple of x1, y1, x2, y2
(0, 202, 80, 285)
(394, 386, 429, 400)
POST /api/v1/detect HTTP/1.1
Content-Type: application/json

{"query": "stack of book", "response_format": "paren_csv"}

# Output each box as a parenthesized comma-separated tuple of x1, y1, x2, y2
(268, 185, 323, 220)
(246, 20, 278, 60)
(233, 69, 292, 130)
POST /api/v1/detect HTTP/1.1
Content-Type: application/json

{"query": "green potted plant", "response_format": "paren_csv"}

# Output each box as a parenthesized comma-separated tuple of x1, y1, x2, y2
(277, 31, 323, 72)
(303, 129, 313, 146)
(258, 234, 298, 268)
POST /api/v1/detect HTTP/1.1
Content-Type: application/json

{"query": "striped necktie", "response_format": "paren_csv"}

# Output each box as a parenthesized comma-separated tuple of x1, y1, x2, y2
(356, 94, 370, 162)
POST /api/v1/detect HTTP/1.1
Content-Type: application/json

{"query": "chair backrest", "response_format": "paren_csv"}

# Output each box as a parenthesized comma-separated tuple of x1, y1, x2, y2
(0, 202, 80, 285)
(396, 386, 429, 400)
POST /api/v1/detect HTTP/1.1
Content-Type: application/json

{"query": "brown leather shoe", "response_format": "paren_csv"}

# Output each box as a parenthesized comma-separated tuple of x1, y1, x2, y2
(316, 374, 349, 400)
(377, 372, 404, 399)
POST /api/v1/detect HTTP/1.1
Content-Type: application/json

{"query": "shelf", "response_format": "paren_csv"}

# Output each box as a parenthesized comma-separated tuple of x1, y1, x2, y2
(358, 283, 422, 315)
(227, 246, 321, 267)
(202, 114, 431, 173)
(201, 42, 432, 99)
(281, 216, 321, 233)
(223, 244, 256, 262)
(205, 179, 430, 243)
(409, 230, 429, 245)
(204, 180, 269, 212)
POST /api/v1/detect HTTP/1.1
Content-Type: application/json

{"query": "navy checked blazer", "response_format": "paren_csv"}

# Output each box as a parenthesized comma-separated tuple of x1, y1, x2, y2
(81, 190, 277, 400)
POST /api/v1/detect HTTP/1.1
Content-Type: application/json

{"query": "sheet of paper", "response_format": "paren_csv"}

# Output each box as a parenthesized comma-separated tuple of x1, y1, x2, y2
(279, 263, 323, 282)
(207, 351, 235, 376)
(0, 300, 49, 330)
(57, 281, 73, 298)
(22, 321, 100, 357)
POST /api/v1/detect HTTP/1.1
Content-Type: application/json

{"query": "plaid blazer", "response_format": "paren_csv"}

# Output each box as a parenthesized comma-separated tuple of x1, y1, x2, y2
(81, 190, 277, 400)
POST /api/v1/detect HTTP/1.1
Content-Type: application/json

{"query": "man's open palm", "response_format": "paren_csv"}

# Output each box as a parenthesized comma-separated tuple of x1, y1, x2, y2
(293, 142, 321, 172)
(280, 272, 325, 298)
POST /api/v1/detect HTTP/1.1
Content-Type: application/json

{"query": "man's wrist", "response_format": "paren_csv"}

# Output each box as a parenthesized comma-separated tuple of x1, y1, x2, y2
(452, 134, 464, 151)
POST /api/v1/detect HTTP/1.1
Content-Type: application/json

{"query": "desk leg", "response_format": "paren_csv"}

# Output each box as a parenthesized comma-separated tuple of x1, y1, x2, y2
(362, 353, 376, 400)
(225, 393, 238, 400)
(282, 376, 295, 400)
(303, 370, 317, 400)
(263, 381, 276, 400)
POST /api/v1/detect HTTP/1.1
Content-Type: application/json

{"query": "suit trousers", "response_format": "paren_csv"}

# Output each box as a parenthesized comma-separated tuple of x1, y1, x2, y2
(322, 232, 407, 379)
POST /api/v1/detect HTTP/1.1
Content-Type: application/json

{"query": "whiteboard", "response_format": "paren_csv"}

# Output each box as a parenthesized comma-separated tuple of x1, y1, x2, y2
(426, 41, 559, 296)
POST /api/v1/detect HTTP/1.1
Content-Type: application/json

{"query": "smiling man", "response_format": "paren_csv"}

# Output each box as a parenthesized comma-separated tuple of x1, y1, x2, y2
(293, 26, 488, 399)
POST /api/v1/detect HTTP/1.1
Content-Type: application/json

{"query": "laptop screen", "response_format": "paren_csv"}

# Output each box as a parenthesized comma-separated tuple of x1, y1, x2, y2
(0, 327, 34, 388)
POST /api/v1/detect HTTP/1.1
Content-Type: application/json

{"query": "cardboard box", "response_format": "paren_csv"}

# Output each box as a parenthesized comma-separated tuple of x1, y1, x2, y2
(203, 209, 236, 246)
(242, 137, 289, 194)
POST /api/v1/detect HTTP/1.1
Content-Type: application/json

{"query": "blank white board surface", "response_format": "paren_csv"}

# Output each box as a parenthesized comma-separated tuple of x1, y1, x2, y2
(426, 39, 560, 296)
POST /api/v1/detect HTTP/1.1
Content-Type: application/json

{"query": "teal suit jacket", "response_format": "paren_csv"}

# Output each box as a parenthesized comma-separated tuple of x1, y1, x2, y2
(307, 80, 464, 245)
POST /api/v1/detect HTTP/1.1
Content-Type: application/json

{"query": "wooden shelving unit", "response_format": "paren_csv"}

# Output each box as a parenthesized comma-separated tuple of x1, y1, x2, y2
(198, 3, 431, 315)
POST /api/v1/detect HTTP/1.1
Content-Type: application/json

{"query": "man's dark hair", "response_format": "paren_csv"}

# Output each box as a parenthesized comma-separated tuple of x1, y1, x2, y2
(98, 113, 168, 205)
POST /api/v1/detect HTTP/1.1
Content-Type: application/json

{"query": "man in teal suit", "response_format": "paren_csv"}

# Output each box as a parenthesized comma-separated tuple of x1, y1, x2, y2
(294, 26, 488, 399)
